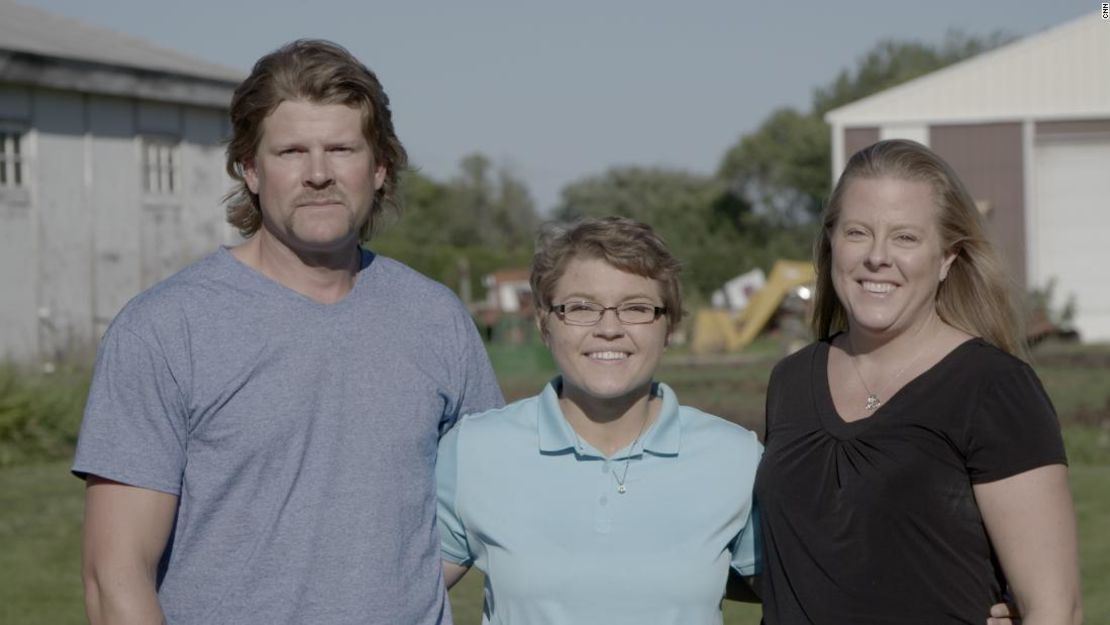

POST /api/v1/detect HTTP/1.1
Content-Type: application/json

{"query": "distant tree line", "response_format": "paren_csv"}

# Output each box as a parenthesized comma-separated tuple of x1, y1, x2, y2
(374, 32, 1010, 305)
(372, 153, 539, 304)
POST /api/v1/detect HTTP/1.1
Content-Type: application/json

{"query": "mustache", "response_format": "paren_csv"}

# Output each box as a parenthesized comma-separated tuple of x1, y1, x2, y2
(294, 191, 346, 206)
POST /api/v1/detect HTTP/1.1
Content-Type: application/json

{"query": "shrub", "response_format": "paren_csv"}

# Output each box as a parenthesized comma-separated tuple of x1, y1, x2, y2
(0, 366, 89, 467)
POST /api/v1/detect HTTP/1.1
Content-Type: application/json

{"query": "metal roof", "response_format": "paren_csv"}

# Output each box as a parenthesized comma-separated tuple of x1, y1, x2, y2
(0, 0, 242, 83)
(825, 12, 1110, 125)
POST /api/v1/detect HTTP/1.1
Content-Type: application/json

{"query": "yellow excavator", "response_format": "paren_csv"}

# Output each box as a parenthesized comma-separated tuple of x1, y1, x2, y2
(691, 260, 815, 354)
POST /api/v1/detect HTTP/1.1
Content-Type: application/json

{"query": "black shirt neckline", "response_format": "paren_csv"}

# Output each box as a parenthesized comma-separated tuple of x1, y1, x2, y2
(813, 336, 983, 439)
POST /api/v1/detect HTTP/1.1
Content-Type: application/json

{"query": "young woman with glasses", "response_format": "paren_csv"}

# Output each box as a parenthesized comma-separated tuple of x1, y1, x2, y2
(436, 216, 761, 625)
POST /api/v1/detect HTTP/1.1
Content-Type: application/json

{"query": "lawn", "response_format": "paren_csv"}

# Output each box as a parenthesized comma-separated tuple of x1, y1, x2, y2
(4, 456, 1105, 624)
(0, 338, 1106, 623)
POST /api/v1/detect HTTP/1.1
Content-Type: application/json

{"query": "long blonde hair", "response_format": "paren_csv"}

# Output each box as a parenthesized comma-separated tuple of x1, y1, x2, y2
(812, 139, 1026, 357)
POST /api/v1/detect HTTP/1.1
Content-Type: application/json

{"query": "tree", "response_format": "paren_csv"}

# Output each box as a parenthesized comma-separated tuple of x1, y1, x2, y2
(718, 31, 1012, 223)
(812, 31, 1012, 115)
(371, 154, 540, 302)
(717, 108, 829, 224)
(554, 166, 809, 299)
(437, 153, 539, 251)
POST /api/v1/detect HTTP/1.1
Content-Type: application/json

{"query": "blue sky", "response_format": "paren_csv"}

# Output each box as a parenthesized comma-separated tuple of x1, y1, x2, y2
(21, 0, 1096, 212)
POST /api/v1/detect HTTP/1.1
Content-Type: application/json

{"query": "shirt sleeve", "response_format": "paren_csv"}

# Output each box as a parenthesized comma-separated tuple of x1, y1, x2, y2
(730, 497, 762, 576)
(763, 359, 785, 444)
(437, 420, 474, 566)
(964, 359, 1067, 484)
(71, 324, 188, 495)
(440, 305, 505, 436)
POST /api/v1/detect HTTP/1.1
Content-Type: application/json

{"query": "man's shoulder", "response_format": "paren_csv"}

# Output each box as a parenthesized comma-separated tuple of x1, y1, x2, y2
(366, 253, 469, 310)
(110, 249, 232, 332)
(368, 254, 455, 294)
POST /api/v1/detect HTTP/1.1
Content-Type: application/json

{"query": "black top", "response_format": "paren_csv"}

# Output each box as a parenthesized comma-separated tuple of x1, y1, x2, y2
(755, 338, 1067, 625)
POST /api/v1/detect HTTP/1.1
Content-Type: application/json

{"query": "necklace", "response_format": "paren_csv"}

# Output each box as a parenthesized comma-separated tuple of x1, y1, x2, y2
(613, 409, 652, 494)
(845, 329, 932, 411)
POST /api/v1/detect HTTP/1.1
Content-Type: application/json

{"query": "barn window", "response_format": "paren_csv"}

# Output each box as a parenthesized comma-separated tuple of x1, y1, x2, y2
(0, 127, 25, 189)
(141, 136, 181, 195)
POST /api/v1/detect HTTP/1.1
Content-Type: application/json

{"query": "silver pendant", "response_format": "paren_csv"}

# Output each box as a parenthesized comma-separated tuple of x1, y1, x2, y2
(865, 394, 881, 411)
(617, 484, 626, 494)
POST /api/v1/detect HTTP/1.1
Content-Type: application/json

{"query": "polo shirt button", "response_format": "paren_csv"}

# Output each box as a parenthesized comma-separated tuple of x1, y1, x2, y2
(601, 462, 610, 474)
(599, 496, 608, 506)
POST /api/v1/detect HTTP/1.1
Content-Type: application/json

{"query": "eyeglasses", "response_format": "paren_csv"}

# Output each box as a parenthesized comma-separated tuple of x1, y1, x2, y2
(550, 301, 667, 326)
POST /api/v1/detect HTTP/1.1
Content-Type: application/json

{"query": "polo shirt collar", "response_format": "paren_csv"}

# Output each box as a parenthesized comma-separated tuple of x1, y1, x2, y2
(536, 377, 682, 457)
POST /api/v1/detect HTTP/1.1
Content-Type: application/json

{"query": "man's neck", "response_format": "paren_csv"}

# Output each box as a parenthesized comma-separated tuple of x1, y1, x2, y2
(231, 231, 361, 305)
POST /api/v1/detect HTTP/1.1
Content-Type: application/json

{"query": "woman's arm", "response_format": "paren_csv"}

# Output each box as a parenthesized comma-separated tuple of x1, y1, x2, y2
(974, 464, 1082, 625)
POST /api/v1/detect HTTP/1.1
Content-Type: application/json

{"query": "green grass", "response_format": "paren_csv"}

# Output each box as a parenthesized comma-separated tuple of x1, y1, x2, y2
(3, 336, 1102, 468)
(1073, 464, 1110, 619)
(0, 339, 1107, 623)
(0, 462, 86, 625)
(4, 454, 1102, 624)
(0, 365, 89, 467)
(448, 572, 764, 624)
(485, 341, 556, 401)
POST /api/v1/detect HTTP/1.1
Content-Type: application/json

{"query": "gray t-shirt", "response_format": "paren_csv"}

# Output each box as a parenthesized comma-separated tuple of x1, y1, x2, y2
(73, 247, 504, 625)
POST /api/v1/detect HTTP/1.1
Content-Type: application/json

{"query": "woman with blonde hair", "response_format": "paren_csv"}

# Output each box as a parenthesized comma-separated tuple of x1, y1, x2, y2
(755, 139, 1081, 624)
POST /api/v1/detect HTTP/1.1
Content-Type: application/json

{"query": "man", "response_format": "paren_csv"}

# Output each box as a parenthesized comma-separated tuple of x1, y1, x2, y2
(73, 40, 503, 625)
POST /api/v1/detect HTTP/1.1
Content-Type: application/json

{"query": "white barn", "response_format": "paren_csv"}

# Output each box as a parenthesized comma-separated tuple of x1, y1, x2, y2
(826, 12, 1110, 342)
(0, 0, 242, 365)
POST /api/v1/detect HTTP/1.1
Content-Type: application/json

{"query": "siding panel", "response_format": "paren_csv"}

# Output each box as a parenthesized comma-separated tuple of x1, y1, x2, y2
(929, 123, 1026, 288)
(33, 88, 92, 360)
(843, 127, 880, 164)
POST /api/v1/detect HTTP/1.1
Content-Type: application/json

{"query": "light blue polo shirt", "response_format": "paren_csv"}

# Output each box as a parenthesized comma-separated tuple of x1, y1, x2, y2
(437, 378, 762, 625)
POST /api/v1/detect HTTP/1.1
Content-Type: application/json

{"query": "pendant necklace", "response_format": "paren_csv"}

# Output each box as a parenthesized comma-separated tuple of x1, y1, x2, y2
(846, 327, 931, 412)
(613, 409, 652, 494)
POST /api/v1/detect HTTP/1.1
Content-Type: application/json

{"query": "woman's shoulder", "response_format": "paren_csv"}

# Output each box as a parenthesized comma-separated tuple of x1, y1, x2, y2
(455, 393, 543, 432)
(948, 337, 1037, 383)
(767, 339, 827, 383)
(676, 404, 762, 456)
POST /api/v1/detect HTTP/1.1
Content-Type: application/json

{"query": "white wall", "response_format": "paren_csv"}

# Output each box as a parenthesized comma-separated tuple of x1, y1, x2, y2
(1032, 136, 1110, 342)
(0, 84, 233, 364)
(35, 89, 92, 362)
(0, 85, 37, 361)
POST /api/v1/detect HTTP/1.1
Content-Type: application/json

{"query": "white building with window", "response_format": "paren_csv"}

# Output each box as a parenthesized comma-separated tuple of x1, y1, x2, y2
(0, 1, 242, 364)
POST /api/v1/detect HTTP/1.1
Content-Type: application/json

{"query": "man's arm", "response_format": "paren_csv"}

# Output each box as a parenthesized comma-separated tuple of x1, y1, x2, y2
(442, 561, 469, 590)
(82, 475, 178, 625)
(974, 464, 1082, 625)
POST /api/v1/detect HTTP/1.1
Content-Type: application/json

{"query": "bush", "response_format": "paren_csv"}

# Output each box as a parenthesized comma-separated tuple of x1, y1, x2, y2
(0, 366, 89, 467)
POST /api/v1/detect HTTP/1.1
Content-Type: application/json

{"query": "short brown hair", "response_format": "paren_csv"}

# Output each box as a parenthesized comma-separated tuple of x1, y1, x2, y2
(530, 216, 684, 335)
(812, 139, 1026, 356)
(224, 39, 408, 240)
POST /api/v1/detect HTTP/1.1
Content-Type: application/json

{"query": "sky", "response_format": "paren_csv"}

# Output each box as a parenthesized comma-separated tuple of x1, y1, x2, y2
(19, 0, 1097, 213)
